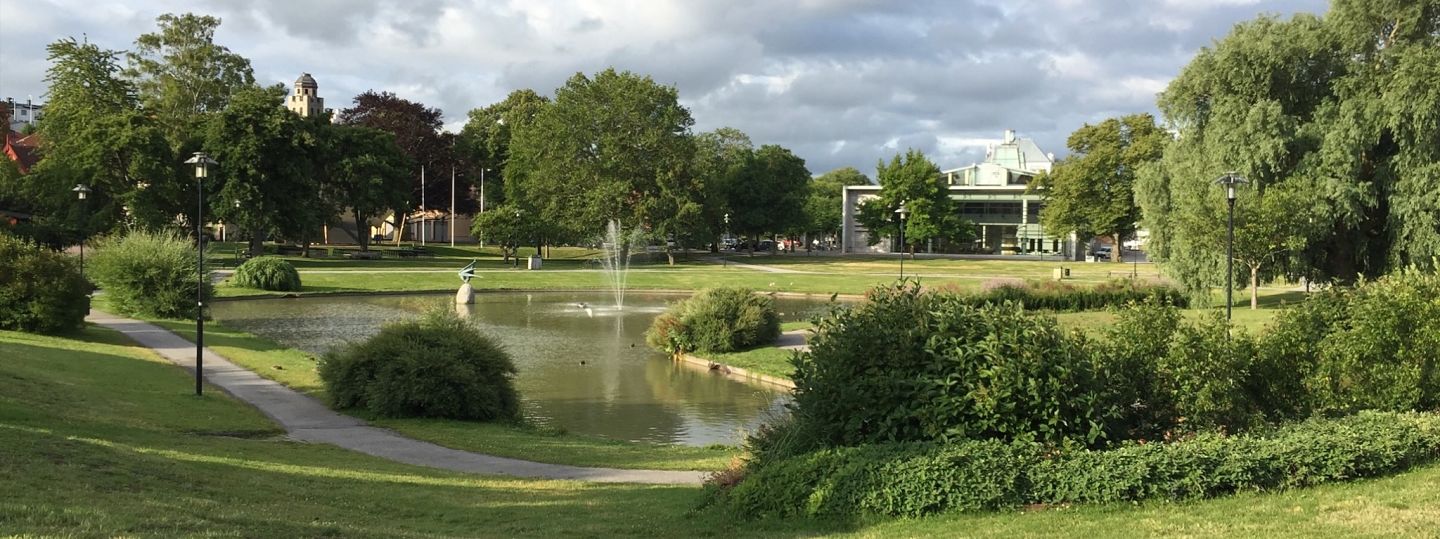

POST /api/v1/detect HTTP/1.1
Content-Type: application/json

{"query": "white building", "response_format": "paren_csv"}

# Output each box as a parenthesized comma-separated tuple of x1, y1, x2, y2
(841, 129, 1082, 258)
(6, 99, 42, 133)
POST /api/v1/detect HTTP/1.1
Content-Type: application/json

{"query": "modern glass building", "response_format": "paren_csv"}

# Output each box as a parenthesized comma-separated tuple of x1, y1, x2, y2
(841, 130, 1082, 258)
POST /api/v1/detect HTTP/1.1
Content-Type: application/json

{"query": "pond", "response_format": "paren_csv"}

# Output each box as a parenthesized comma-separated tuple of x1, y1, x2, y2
(209, 291, 839, 446)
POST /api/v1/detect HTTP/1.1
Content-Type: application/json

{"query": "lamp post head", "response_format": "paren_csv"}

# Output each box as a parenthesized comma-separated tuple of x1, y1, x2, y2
(72, 184, 90, 200)
(184, 152, 218, 179)
(895, 202, 910, 220)
(1214, 172, 1248, 201)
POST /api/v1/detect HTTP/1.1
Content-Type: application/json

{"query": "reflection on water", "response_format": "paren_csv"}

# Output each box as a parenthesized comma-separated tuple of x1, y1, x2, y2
(209, 291, 834, 446)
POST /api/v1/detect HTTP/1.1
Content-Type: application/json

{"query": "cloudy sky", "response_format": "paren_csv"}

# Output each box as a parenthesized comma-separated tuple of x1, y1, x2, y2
(2, 0, 1327, 176)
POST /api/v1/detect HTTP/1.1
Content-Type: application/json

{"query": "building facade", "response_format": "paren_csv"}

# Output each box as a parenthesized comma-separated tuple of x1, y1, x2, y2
(841, 130, 1081, 258)
(287, 73, 325, 118)
(6, 98, 41, 133)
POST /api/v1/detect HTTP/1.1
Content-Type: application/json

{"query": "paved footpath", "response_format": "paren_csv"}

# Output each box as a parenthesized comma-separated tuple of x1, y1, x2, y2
(86, 310, 705, 485)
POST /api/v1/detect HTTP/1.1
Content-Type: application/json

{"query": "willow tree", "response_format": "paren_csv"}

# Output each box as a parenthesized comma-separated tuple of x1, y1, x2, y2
(1137, 0, 1440, 299)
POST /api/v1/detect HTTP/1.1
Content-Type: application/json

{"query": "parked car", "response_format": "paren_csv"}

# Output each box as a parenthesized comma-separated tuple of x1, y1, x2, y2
(1090, 245, 1113, 259)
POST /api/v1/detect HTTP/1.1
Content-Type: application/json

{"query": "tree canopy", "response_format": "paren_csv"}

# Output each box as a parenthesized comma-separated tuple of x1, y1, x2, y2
(458, 89, 550, 210)
(856, 150, 970, 252)
(1034, 114, 1167, 261)
(125, 13, 255, 148)
(1137, 0, 1440, 296)
(338, 91, 454, 228)
(505, 68, 697, 246)
(805, 167, 871, 243)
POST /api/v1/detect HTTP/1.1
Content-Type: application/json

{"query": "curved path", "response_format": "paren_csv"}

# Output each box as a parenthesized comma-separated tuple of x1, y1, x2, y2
(86, 310, 706, 485)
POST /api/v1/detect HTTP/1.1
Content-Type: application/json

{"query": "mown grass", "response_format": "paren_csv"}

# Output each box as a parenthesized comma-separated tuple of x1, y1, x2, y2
(5, 328, 1440, 537)
(707, 347, 799, 380)
(146, 319, 736, 471)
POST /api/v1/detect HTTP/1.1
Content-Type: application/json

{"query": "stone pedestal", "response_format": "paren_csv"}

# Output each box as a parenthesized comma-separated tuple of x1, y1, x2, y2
(455, 283, 474, 304)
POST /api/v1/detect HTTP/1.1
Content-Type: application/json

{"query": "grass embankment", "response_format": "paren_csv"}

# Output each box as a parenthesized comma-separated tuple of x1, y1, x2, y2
(6, 328, 1440, 536)
(144, 319, 735, 471)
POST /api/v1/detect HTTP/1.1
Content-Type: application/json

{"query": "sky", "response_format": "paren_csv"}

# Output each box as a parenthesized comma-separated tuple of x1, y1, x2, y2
(1, 0, 1328, 177)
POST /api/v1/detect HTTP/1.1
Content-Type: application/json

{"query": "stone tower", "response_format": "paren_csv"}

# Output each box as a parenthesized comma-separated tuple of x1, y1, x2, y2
(287, 73, 324, 118)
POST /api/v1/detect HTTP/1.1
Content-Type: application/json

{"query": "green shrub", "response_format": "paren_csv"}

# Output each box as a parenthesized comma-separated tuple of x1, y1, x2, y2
(0, 232, 90, 333)
(1088, 298, 1183, 440)
(718, 411, 1440, 519)
(780, 284, 1108, 456)
(318, 309, 519, 421)
(1159, 312, 1262, 432)
(1309, 271, 1440, 413)
(956, 278, 1188, 311)
(87, 230, 210, 319)
(231, 256, 302, 291)
(645, 287, 780, 354)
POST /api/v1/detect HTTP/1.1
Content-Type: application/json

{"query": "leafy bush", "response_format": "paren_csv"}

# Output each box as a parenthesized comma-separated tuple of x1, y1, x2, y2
(318, 309, 519, 421)
(0, 232, 90, 333)
(780, 284, 1108, 456)
(231, 256, 302, 291)
(645, 287, 780, 354)
(1087, 298, 1183, 440)
(1158, 313, 1262, 432)
(717, 411, 1440, 519)
(1308, 271, 1440, 413)
(952, 278, 1188, 311)
(87, 230, 210, 319)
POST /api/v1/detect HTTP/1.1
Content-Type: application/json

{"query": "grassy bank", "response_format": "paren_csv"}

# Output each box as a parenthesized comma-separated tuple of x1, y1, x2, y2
(6, 328, 1440, 536)
(145, 319, 736, 471)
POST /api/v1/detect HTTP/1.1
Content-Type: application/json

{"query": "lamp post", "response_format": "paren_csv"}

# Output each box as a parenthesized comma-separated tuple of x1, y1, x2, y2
(184, 152, 217, 397)
(895, 203, 910, 279)
(1214, 172, 1248, 322)
(71, 184, 90, 277)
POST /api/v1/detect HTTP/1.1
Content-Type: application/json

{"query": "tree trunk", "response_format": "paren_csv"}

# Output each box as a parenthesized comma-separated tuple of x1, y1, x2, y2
(393, 211, 407, 247)
(247, 230, 264, 258)
(1112, 233, 1122, 262)
(1250, 264, 1260, 310)
(666, 249, 675, 266)
(357, 212, 370, 252)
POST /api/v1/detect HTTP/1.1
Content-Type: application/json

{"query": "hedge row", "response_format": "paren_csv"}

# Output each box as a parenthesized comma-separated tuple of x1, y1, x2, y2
(952, 278, 1189, 311)
(719, 411, 1440, 519)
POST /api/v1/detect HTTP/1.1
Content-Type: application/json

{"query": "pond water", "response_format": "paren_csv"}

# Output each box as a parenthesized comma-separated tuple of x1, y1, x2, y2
(209, 291, 838, 446)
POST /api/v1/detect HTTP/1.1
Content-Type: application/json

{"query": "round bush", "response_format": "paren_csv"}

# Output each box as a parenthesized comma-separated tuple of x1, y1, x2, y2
(318, 309, 520, 421)
(232, 256, 302, 291)
(645, 287, 780, 354)
(87, 230, 210, 319)
(0, 232, 90, 333)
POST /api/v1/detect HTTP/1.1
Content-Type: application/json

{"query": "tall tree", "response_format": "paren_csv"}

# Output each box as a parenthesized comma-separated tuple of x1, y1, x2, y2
(506, 68, 697, 248)
(458, 89, 550, 210)
(1137, 1, 1439, 296)
(804, 167, 871, 246)
(204, 85, 319, 256)
(1033, 114, 1168, 262)
(28, 38, 173, 240)
(855, 150, 967, 253)
(725, 145, 811, 255)
(338, 91, 450, 241)
(125, 13, 255, 148)
(693, 127, 754, 250)
(324, 125, 412, 252)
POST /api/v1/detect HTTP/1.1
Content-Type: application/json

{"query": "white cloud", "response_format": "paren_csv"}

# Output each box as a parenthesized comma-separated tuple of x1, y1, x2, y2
(0, 0, 1329, 174)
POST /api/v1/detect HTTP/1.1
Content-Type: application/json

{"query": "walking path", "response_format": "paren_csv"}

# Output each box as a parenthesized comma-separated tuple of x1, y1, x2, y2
(85, 310, 705, 485)
(774, 329, 810, 352)
(706, 257, 808, 274)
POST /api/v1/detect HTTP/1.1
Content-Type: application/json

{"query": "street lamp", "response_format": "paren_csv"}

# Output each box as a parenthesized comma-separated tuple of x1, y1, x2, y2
(1215, 172, 1248, 322)
(72, 184, 90, 278)
(895, 202, 910, 279)
(184, 152, 217, 397)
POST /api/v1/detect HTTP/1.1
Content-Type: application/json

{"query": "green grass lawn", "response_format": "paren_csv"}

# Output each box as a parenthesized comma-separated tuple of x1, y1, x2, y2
(5, 328, 1439, 537)
(707, 347, 799, 380)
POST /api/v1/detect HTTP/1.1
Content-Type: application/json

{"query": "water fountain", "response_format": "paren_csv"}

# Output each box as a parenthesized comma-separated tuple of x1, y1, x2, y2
(597, 219, 641, 310)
